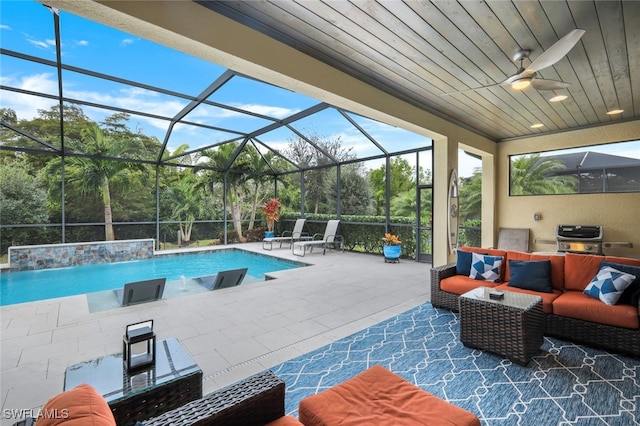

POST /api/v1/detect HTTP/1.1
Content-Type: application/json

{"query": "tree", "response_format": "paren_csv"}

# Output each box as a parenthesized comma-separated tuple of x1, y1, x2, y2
(160, 145, 206, 243)
(510, 154, 577, 195)
(45, 124, 149, 240)
(369, 157, 415, 215)
(286, 132, 357, 214)
(459, 168, 482, 221)
(0, 158, 49, 248)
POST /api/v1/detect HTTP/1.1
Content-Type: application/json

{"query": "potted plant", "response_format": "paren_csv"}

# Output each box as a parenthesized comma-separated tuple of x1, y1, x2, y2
(382, 233, 402, 263)
(261, 197, 280, 238)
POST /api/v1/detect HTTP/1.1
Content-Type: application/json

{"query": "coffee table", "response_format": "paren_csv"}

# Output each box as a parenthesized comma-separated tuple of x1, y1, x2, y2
(64, 337, 202, 425)
(459, 287, 544, 365)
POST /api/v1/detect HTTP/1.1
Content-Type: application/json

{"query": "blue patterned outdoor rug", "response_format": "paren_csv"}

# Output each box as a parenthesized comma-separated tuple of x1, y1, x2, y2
(272, 303, 640, 425)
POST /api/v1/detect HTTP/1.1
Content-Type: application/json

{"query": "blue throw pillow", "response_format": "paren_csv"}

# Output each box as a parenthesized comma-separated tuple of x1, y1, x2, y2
(469, 252, 503, 282)
(583, 265, 636, 306)
(601, 261, 640, 305)
(456, 250, 474, 275)
(507, 260, 553, 293)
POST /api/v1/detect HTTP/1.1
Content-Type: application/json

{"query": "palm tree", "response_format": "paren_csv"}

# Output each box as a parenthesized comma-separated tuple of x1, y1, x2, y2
(199, 142, 251, 238)
(510, 154, 577, 195)
(459, 168, 482, 220)
(49, 124, 147, 241)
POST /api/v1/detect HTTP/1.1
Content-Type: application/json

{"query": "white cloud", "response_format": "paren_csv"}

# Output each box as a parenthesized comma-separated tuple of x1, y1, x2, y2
(0, 73, 59, 120)
(121, 38, 134, 47)
(26, 38, 53, 50)
(75, 40, 89, 47)
(235, 103, 298, 118)
(1, 24, 12, 30)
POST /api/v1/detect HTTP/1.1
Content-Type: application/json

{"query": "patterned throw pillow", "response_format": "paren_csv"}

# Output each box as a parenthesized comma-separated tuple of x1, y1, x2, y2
(469, 252, 503, 282)
(583, 265, 637, 306)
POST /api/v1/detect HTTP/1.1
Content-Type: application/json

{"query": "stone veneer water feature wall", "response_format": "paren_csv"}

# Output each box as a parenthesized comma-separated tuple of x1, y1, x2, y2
(8, 239, 155, 271)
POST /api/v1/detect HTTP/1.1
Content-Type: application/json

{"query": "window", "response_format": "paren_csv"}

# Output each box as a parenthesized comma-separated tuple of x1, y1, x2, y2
(509, 140, 640, 195)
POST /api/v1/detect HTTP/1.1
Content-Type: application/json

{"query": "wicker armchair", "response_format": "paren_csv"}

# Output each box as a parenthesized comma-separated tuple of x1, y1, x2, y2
(430, 263, 460, 311)
(143, 370, 285, 425)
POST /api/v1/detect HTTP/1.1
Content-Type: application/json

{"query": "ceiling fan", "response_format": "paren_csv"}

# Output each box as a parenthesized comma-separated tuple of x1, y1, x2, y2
(442, 29, 585, 95)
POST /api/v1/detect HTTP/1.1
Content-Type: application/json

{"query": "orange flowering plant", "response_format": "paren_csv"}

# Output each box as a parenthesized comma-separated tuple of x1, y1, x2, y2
(261, 197, 280, 232)
(382, 233, 401, 246)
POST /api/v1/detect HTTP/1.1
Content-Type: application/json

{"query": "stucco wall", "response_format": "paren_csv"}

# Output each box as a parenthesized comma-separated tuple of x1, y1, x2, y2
(496, 120, 640, 258)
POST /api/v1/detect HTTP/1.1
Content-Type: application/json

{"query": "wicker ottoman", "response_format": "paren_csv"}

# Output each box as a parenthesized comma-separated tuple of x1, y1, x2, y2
(298, 365, 480, 426)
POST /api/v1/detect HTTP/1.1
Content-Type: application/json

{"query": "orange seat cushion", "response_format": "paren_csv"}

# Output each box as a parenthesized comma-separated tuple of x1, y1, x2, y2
(37, 384, 116, 426)
(441, 275, 498, 295)
(552, 291, 640, 329)
(266, 415, 305, 426)
(298, 365, 480, 426)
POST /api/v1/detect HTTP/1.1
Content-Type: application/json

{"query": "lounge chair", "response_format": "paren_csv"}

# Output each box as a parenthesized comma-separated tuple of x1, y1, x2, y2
(262, 218, 309, 250)
(292, 219, 342, 257)
(116, 278, 166, 306)
(196, 268, 248, 290)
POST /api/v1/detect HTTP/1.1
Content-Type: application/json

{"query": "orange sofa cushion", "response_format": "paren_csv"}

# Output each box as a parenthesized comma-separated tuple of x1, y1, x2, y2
(298, 365, 480, 426)
(37, 384, 115, 426)
(441, 275, 498, 295)
(552, 291, 639, 329)
(563, 253, 606, 291)
(495, 284, 562, 314)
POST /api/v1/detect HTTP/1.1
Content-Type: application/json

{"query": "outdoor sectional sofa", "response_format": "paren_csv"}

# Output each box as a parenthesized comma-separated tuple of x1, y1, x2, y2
(431, 247, 640, 357)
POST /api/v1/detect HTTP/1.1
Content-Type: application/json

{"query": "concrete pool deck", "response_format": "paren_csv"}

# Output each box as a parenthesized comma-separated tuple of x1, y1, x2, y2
(0, 243, 429, 424)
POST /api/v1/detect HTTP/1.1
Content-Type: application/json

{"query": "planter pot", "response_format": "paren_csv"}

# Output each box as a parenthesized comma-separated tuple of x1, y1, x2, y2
(264, 231, 275, 238)
(383, 244, 401, 263)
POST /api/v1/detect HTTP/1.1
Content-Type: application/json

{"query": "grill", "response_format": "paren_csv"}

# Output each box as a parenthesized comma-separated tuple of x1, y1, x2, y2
(556, 225, 603, 255)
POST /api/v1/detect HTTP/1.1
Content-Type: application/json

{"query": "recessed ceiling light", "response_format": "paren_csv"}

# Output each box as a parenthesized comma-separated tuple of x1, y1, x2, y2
(530, 123, 544, 129)
(606, 109, 624, 115)
(549, 95, 568, 102)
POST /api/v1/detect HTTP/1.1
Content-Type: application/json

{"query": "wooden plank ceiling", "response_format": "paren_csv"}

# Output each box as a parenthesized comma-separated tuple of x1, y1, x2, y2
(197, 0, 639, 142)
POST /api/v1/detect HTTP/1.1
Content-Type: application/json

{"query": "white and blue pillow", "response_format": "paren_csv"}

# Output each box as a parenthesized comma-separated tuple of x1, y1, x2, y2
(469, 252, 503, 282)
(583, 265, 637, 306)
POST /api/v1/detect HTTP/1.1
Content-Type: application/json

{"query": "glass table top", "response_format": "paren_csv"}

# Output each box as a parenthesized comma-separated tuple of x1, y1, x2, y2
(64, 337, 201, 403)
(460, 286, 542, 310)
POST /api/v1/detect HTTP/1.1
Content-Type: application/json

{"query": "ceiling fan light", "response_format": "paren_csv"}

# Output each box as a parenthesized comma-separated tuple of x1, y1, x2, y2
(549, 95, 568, 102)
(606, 109, 624, 115)
(511, 77, 532, 90)
(530, 123, 544, 129)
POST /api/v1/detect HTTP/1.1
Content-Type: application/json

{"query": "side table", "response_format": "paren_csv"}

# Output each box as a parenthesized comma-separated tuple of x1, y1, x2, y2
(64, 337, 202, 425)
(459, 287, 544, 365)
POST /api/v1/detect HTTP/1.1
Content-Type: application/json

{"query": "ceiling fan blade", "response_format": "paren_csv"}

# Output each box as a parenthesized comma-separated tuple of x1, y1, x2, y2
(531, 79, 571, 90)
(524, 29, 585, 74)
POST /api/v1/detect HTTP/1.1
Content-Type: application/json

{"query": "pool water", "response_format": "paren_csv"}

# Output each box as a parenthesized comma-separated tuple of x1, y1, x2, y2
(0, 249, 306, 306)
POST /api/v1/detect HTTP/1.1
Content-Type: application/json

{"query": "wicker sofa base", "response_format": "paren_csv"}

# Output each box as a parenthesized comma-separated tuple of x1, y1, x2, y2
(545, 314, 640, 357)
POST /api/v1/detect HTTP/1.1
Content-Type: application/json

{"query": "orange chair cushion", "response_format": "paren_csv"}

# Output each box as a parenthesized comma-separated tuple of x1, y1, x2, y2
(37, 384, 116, 426)
(298, 365, 480, 426)
(441, 275, 498, 295)
(266, 415, 305, 426)
(552, 291, 640, 329)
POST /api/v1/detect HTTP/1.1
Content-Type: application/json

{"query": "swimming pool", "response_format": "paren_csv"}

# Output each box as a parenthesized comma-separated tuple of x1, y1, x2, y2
(0, 249, 306, 306)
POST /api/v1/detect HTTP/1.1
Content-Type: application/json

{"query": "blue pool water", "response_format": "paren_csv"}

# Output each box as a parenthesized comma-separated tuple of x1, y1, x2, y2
(0, 249, 306, 306)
